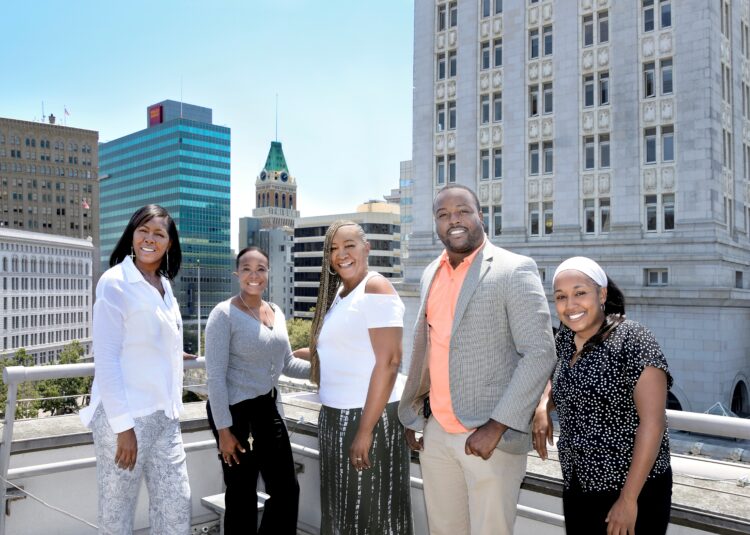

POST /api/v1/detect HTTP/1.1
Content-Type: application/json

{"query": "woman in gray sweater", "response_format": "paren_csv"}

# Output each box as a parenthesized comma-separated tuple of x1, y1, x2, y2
(205, 246, 310, 534)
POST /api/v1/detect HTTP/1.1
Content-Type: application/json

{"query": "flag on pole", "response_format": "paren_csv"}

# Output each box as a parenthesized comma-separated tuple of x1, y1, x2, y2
(81, 198, 90, 210)
(64, 107, 70, 116)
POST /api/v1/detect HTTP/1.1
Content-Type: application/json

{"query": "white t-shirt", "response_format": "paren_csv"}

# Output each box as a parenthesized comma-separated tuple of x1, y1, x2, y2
(317, 271, 406, 409)
(79, 256, 184, 433)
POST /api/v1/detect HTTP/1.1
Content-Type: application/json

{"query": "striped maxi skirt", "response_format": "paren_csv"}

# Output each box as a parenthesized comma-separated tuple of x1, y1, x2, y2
(319, 400, 414, 535)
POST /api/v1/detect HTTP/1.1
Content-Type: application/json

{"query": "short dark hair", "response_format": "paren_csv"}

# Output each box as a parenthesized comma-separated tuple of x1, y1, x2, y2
(433, 184, 482, 213)
(236, 246, 269, 268)
(110, 205, 182, 279)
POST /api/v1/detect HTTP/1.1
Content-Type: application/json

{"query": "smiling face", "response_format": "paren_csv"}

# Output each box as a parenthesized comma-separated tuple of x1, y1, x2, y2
(329, 224, 370, 287)
(235, 249, 269, 298)
(553, 269, 608, 343)
(433, 188, 485, 265)
(132, 216, 171, 271)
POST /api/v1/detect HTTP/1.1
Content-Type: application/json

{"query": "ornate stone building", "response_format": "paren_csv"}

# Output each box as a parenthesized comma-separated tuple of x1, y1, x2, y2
(405, 0, 750, 415)
(253, 141, 300, 229)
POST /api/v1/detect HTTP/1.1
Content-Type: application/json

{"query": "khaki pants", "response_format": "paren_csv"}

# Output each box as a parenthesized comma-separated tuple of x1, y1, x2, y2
(419, 416, 527, 535)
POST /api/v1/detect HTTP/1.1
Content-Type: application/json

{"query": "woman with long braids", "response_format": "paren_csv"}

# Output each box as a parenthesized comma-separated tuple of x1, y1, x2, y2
(298, 220, 413, 534)
(205, 246, 310, 534)
(533, 257, 673, 534)
(80, 204, 192, 534)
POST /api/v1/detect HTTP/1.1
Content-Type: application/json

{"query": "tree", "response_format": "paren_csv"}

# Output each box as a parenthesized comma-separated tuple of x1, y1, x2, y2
(38, 341, 92, 416)
(287, 318, 312, 350)
(0, 348, 41, 419)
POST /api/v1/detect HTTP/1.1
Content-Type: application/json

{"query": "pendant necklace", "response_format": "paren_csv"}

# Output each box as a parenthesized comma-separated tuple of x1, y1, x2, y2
(238, 293, 266, 326)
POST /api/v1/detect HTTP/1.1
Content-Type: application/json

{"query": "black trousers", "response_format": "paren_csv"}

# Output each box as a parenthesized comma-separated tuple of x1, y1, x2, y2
(207, 391, 299, 535)
(563, 468, 672, 534)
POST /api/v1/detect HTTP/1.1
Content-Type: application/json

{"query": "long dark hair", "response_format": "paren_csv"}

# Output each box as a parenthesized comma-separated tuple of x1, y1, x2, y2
(576, 277, 626, 355)
(110, 204, 182, 279)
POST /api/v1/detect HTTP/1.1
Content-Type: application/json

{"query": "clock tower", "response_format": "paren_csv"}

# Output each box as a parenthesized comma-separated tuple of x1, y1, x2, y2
(252, 141, 299, 229)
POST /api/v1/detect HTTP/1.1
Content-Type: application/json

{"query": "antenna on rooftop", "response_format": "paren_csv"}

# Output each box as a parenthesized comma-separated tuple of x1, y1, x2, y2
(180, 76, 184, 118)
(275, 93, 279, 141)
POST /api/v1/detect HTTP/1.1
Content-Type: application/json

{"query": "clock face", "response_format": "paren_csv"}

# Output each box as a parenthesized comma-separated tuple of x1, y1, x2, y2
(260, 170, 267, 181)
(280, 172, 289, 182)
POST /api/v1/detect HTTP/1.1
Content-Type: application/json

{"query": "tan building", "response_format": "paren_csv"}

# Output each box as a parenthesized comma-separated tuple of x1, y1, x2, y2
(0, 116, 99, 249)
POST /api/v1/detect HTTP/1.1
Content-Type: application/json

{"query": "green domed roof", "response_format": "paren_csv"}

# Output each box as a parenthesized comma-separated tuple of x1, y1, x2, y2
(263, 141, 289, 173)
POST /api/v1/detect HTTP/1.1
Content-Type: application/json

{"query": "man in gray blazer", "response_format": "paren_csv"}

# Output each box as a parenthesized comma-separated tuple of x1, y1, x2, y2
(399, 184, 556, 535)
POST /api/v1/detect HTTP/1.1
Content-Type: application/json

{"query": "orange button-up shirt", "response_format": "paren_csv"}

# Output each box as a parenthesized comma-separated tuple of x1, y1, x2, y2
(426, 241, 485, 433)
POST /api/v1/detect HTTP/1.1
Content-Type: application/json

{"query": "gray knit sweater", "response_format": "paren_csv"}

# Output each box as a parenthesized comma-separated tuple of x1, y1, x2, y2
(205, 299, 311, 429)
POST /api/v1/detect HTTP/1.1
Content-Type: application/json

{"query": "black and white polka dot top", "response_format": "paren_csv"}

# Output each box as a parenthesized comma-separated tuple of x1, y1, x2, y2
(551, 319, 672, 492)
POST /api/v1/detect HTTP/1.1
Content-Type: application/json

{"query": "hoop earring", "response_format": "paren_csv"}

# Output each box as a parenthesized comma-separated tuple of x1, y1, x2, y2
(130, 247, 135, 260)
(327, 265, 336, 276)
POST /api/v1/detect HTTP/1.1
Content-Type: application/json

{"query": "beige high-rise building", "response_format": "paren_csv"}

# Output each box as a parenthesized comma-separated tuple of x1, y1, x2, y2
(0, 116, 99, 248)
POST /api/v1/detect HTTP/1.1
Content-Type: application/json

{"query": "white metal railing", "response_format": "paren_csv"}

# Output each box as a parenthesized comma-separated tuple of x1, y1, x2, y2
(2, 360, 750, 535)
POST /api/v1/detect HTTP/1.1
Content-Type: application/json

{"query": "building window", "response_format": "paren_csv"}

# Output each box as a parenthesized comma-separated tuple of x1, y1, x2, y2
(495, 0, 503, 15)
(736, 271, 745, 289)
(437, 53, 446, 80)
(743, 83, 750, 119)
(598, 11, 609, 43)
(436, 103, 446, 132)
(723, 129, 733, 169)
(645, 268, 669, 286)
(721, 0, 731, 38)
(584, 75, 595, 107)
(660, 59, 673, 94)
(743, 21, 750, 58)
(494, 39, 503, 67)
(529, 86, 539, 116)
(599, 72, 609, 105)
(529, 203, 540, 235)
(599, 134, 610, 168)
(480, 94, 490, 124)
(600, 198, 611, 233)
(492, 205, 502, 236)
(543, 142, 553, 174)
(645, 195, 658, 230)
(643, 0, 654, 32)
(543, 82, 553, 114)
(529, 29, 539, 59)
(583, 15, 594, 47)
(543, 202, 554, 234)
(722, 64, 731, 104)
(662, 126, 674, 162)
(660, 0, 671, 29)
(438, 4, 447, 31)
(584, 137, 595, 170)
(529, 143, 540, 175)
(448, 154, 456, 182)
(481, 41, 491, 70)
(663, 193, 674, 230)
(645, 128, 657, 163)
(493, 92, 503, 122)
(436, 156, 446, 185)
(448, 51, 457, 77)
(645, 194, 674, 232)
(482, 0, 491, 18)
(480, 149, 490, 180)
(643, 62, 656, 98)
(449, 2, 458, 28)
(493, 148, 502, 179)
(543, 26, 553, 56)
(584, 199, 596, 233)
(481, 206, 490, 231)
(448, 101, 457, 130)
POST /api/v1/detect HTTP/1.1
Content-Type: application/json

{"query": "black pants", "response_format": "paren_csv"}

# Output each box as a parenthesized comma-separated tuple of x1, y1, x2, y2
(207, 391, 299, 535)
(563, 468, 672, 534)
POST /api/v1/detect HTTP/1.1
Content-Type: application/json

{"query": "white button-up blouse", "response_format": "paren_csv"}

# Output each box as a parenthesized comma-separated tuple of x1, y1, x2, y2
(80, 256, 184, 433)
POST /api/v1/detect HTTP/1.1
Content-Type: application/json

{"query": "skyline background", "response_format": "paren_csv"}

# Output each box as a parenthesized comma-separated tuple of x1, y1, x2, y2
(1, 0, 414, 250)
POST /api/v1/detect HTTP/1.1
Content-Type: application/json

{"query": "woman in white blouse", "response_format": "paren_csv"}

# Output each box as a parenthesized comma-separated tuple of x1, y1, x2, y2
(303, 220, 413, 534)
(80, 205, 192, 535)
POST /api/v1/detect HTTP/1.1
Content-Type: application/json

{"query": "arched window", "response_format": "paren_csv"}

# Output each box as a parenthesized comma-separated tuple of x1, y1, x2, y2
(282, 194, 286, 209)
(732, 381, 749, 417)
(257, 194, 261, 207)
(11, 257, 18, 272)
(290, 194, 294, 208)
(2, 257, 6, 271)
(275, 193, 279, 207)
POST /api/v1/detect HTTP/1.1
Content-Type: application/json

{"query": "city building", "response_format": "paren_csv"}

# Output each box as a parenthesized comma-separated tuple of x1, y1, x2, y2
(238, 217, 295, 318)
(253, 141, 299, 229)
(405, 0, 750, 415)
(0, 116, 99, 248)
(293, 201, 402, 319)
(98, 100, 232, 352)
(0, 228, 93, 363)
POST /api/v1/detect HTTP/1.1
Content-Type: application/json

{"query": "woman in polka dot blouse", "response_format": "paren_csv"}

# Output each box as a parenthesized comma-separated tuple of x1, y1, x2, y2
(533, 257, 672, 534)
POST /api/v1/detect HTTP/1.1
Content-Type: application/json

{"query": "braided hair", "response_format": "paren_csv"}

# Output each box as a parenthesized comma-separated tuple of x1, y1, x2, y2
(309, 220, 368, 384)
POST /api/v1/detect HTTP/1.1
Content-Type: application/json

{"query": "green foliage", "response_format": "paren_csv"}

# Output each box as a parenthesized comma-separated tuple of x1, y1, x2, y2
(37, 341, 92, 416)
(287, 318, 312, 350)
(0, 348, 41, 419)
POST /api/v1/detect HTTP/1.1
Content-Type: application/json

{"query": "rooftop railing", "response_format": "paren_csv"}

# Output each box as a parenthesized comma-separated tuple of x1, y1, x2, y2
(2, 360, 750, 535)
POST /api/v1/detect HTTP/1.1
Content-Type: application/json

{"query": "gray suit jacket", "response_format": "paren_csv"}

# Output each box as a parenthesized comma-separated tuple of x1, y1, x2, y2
(398, 241, 556, 454)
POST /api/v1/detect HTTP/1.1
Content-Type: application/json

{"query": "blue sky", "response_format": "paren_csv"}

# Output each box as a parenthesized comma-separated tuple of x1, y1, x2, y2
(2, 1, 414, 249)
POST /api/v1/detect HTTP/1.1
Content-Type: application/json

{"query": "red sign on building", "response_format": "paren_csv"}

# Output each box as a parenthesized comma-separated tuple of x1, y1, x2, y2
(148, 104, 163, 126)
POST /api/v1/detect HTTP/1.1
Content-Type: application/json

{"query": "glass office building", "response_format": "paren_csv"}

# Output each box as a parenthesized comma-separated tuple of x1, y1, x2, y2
(99, 100, 232, 351)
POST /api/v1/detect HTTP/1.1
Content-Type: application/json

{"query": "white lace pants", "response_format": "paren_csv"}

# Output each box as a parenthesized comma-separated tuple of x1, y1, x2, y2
(91, 405, 192, 535)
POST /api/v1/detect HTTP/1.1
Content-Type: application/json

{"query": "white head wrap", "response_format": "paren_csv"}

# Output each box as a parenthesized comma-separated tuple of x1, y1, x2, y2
(552, 256, 608, 288)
